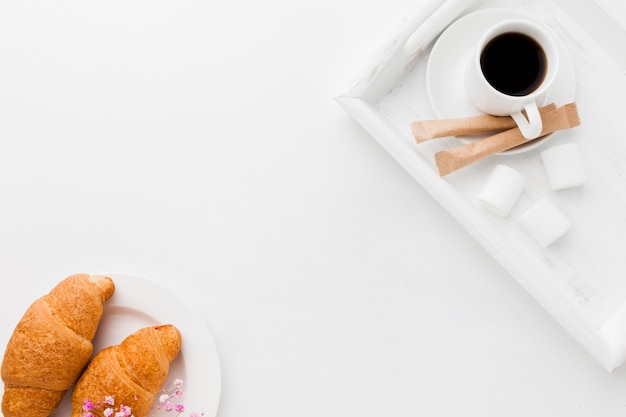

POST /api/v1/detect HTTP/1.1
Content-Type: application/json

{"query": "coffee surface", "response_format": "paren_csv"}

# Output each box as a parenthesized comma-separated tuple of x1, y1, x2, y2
(480, 32, 547, 96)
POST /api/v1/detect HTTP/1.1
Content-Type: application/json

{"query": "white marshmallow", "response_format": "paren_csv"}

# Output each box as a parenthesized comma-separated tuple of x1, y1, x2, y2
(540, 143, 586, 190)
(519, 197, 571, 248)
(478, 164, 526, 217)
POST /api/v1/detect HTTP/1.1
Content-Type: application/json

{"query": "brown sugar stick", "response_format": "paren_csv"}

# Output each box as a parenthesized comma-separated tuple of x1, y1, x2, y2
(435, 102, 580, 176)
(411, 104, 556, 143)
(412, 113, 517, 143)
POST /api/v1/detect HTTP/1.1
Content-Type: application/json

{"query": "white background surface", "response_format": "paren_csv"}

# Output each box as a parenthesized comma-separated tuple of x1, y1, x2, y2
(1, 1, 626, 416)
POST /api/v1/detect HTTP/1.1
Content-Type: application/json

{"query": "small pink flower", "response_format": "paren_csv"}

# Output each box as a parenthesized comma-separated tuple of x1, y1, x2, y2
(147, 376, 204, 417)
(120, 405, 132, 417)
(83, 399, 94, 411)
(105, 395, 115, 406)
(104, 408, 114, 417)
(83, 413, 95, 417)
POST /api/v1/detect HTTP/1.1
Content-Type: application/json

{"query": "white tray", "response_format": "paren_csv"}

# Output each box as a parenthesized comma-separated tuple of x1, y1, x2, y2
(337, 0, 626, 371)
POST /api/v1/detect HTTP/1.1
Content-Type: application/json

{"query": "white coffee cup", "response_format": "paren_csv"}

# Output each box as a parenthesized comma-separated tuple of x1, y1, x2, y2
(465, 19, 560, 140)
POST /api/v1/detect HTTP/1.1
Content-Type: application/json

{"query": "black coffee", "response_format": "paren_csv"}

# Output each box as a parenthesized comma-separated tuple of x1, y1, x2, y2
(480, 32, 547, 96)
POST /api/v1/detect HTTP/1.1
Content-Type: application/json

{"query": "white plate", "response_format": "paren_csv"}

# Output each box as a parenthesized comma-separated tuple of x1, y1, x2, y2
(0, 273, 221, 417)
(426, 8, 576, 154)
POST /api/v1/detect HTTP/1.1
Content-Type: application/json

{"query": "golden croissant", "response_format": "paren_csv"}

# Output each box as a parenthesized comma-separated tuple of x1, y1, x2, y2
(1, 273, 116, 417)
(71, 324, 182, 417)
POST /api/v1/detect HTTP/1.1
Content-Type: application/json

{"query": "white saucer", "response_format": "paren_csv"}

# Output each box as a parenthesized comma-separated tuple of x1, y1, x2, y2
(426, 8, 576, 155)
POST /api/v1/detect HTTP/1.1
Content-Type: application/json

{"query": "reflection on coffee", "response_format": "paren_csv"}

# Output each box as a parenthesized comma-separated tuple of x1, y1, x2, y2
(480, 32, 547, 97)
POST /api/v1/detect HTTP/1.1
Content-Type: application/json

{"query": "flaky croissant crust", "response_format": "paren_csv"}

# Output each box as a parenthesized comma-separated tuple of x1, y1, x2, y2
(71, 324, 182, 417)
(1, 274, 115, 417)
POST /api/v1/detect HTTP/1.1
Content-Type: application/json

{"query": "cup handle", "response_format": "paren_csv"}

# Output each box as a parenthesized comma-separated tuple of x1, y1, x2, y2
(511, 102, 542, 140)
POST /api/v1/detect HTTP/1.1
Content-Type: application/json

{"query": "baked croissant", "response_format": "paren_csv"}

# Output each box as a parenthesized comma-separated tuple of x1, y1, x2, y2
(1, 273, 115, 417)
(71, 324, 182, 417)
